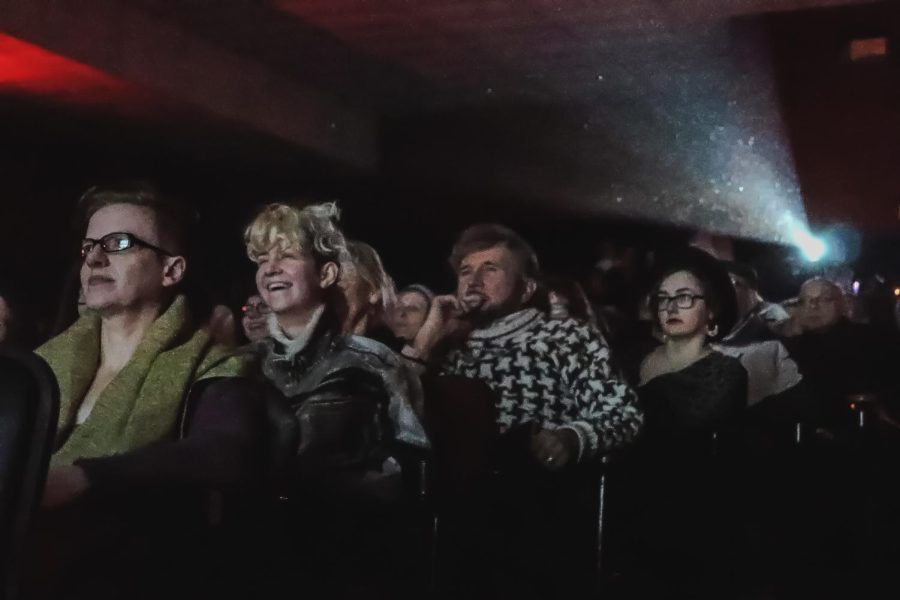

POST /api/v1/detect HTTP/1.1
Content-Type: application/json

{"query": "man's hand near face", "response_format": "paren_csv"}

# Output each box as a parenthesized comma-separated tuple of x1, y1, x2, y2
(409, 295, 474, 361)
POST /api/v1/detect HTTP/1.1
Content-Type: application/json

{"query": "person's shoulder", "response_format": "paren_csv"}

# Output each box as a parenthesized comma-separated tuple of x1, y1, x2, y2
(194, 330, 260, 380)
(713, 338, 790, 358)
(760, 301, 790, 323)
(708, 350, 748, 382)
(639, 346, 666, 384)
(708, 349, 744, 367)
(540, 314, 607, 343)
(338, 333, 404, 368)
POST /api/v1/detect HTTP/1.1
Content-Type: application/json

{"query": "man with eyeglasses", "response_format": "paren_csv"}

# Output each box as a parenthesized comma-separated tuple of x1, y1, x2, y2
(30, 187, 260, 524)
(22, 186, 264, 597)
(781, 278, 900, 432)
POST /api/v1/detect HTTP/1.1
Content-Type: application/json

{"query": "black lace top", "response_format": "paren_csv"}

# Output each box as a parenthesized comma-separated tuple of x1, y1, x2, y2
(639, 351, 747, 448)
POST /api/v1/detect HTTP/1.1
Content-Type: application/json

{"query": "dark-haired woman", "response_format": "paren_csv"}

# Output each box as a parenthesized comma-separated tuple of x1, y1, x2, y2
(639, 266, 747, 442)
(619, 251, 749, 598)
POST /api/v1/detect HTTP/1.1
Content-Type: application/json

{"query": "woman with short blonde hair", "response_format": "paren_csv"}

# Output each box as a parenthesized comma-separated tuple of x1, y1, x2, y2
(244, 201, 428, 495)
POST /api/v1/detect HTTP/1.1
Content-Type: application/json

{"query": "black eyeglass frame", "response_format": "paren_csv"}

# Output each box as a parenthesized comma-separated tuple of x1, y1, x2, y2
(80, 232, 174, 259)
(653, 292, 706, 311)
(241, 302, 272, 316)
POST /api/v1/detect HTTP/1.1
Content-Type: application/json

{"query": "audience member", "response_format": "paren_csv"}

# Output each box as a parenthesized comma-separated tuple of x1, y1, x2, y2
(338, 239, 401, 349)
(390, 284, 433, 343)
(781, 277, 900, 430)
(715, 262, 805, 412)
(639, 249, 747, 443)
(406, 223, 641, 596)
(545, 276, 601, 332)
(244, 202, 427, 493)
(25, 184, 262, 599)
(627, 248, 748, 597)
(713, 339, 804, 409)
(410, 223, 642, 464)
(772, 296, 803, 337)
(721, 261, 789, 345)
(39, 185, 256, 495)
(240, 294, 270, 343)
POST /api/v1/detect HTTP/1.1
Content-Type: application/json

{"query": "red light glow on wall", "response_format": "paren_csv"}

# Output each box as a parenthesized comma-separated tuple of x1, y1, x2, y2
(0, 33, 134, 103)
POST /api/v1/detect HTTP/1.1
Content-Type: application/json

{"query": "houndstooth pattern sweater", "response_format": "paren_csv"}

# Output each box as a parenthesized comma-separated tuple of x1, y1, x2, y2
(440, 308, 643, 460)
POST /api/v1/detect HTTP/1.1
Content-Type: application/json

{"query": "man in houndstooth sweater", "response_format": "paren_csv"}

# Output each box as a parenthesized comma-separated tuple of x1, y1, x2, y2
(404, 223, 642, 470)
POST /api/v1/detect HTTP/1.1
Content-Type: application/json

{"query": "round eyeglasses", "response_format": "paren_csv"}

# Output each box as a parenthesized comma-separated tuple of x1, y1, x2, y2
(241, 302, 272, 317)
(654, 292, 705, 311)
(80, 232, 173, 259)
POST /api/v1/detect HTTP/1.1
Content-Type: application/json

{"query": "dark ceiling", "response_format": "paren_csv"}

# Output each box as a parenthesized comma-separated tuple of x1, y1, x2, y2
(0, 0, 897, 239)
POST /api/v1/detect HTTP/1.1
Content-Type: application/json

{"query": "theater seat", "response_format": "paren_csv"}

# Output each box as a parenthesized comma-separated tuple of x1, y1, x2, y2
(0, 346, 59, 599)
(418, 375, 499, 593)
(421, 374, 498, 500)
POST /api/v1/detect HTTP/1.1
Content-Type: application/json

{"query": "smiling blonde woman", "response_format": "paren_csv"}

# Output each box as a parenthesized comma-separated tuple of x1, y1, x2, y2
(244, 201, 428, 495)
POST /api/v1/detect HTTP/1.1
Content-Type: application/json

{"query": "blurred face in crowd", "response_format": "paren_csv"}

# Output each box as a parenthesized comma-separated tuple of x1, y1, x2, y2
(548, 291, 571, 320)
(254, 245, 337, 328)
(655, 270, 712, 340)
(456, 245, 536, 323)
(241, 294, 269, 342)
(337, 265, 380, 330)
(729, 272, 757, 319)
(81, 203, 183, 316)
(798, 279, 844, 332)
(391, 290, 429, 341)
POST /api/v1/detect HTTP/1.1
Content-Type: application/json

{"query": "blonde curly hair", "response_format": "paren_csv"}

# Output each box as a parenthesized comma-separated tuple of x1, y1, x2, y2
(244, 202, 347, 264)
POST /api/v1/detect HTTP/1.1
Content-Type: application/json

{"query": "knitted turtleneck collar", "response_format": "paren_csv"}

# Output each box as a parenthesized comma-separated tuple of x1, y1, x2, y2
(268, 305, 326, 358)
(469, 308, 541, 341)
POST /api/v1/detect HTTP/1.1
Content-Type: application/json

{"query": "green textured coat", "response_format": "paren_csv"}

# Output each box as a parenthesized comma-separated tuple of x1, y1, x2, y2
(36, 295, 255, 466)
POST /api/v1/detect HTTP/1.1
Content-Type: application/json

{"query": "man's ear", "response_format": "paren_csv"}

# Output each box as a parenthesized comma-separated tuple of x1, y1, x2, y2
(161, 255, 187, 289)
(521, 278, 538, 304)
(319, 262, 339, 289)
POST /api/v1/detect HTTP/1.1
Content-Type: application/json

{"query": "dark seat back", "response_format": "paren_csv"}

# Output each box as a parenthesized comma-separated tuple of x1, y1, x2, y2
(422, 374, 498, 499)
(0, 346, 59, 598)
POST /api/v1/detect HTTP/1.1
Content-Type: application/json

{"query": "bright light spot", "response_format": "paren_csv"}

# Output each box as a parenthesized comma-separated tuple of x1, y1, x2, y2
(795, 231, 827, 262)
(894, 287, 900, 298)
(852, 281, 861, 295)
(783, 215, 827, 262)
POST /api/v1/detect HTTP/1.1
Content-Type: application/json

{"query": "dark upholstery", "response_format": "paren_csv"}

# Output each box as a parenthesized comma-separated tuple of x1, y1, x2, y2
(418, 375, 498, 595)
(0, 346, 59, 599)
(422, 374, 498, 499)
